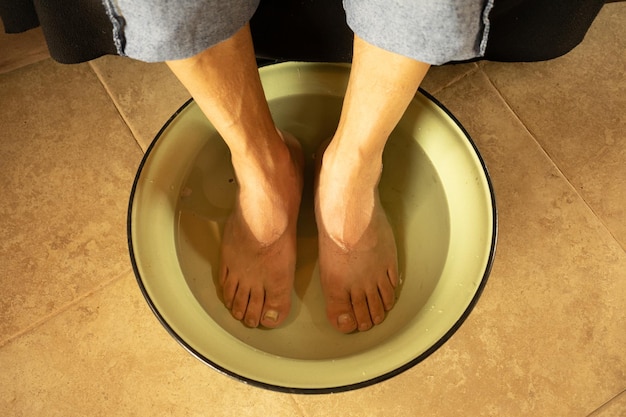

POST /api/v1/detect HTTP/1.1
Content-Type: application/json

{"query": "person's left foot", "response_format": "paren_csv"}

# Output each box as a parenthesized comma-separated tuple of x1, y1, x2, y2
(315, 140, 398, 333)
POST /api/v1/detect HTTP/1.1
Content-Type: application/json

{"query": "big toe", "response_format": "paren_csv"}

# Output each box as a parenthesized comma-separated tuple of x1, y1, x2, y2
(259, 290, 292, 328)
(326, 300, 358, 334)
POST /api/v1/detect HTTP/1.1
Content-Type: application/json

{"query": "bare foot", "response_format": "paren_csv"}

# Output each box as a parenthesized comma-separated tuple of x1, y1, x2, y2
(219, 131, 304, 328)
(315, 140, 399, 333)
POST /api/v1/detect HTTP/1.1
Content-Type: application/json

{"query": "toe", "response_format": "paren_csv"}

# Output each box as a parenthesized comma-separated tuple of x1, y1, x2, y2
(366, 288, 386, 325)
(260, 290, 291, 328)
(261, 309, 280, 327)
(222, 274, 238, 309)
(351, 293, 373, 332)
(243, 287, 264, 328)
(260, 306, 288, 329)
(219, 260, 228, 286)
(326, 295, 357, 333)
(379, 273, 397, 311)
(231, 285, 250, 321)
(387, 262, 399, 288)
(337, 312, 357, 333)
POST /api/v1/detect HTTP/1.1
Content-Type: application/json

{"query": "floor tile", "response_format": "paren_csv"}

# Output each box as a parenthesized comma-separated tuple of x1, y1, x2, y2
(588, 391, 626, 417)
(480, 4, 626, 248)
(421, 61, 478, 95)
(0, 59, 143, 340)
(0, 21, 50, 74)
(293, 69, 626, 417)
(1, 4, 624, 416)
(90, 56, 191, 151)
(0, 273, 305, 417)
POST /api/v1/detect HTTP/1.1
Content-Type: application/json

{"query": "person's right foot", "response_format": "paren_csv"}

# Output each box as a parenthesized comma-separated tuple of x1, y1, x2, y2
(219, 131, 304, 328)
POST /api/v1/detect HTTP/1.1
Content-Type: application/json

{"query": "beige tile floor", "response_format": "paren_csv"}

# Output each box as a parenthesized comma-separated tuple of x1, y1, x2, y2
(1, 4, 624, 416)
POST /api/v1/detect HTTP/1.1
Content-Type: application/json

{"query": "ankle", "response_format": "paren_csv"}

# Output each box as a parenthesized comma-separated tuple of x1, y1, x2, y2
(230, 131, 292, 178)
(321, 140, 383, 189)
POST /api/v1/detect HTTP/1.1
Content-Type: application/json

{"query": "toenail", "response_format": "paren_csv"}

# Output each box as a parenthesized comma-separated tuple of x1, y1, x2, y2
(246, 318, 257, 327)
(338, 314, 354, 326)
(374, 315, 383, 324)
(233, 311, 243, 320)
(263, 310, 279, 322)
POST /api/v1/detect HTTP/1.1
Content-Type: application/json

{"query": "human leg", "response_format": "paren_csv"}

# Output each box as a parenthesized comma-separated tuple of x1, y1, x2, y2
(316, 35, 430, 333)
(167, 24, 303, 328)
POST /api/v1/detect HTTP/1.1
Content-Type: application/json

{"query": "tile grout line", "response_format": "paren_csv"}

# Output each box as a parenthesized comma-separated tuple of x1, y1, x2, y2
(87, 60, 147, 154)
(428, 63, 480, 96)
(0, 55, 51, 76)
(478, 67, 563, 168)
(585, 389, 626, 417)
(478, 67, 625, 252)
(0, 269, 131, 349)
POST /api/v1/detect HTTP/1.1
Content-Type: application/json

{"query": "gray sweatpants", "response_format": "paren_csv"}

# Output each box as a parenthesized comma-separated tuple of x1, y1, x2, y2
(103, 0, 492, 65)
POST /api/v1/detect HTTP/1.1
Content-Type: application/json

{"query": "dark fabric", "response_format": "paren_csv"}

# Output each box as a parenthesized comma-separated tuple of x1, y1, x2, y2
(251, 0, 354, 62)
(36, 0, 117, 63)
(0, 0, 611, 64)
(0, 0, 39, 33)
(0, 0, 117, 63)
(484, 0, 606, 61)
